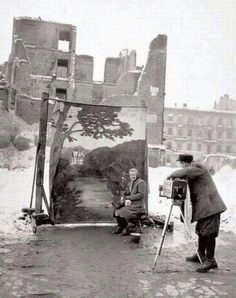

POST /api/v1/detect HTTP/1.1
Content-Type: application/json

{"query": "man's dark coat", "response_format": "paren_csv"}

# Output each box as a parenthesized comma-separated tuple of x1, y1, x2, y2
(169, 162, 226, 222)
(115, 177, 146, 220)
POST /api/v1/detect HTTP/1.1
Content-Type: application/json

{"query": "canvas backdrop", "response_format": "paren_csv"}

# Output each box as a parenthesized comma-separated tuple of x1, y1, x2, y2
(49, 101, 147, 223)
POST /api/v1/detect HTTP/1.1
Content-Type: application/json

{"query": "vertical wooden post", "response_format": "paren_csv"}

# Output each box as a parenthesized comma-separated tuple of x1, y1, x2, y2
(35, 92, 49, 214)
(141, 103, 148, 214)
(145, 122, 149, 213)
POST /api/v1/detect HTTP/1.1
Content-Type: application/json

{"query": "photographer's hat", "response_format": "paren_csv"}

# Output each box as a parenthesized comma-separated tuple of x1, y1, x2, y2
(177, 153, 193, 163)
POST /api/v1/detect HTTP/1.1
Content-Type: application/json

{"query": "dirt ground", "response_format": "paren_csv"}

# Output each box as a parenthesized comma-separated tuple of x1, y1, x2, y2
(0, 225, 236, 298)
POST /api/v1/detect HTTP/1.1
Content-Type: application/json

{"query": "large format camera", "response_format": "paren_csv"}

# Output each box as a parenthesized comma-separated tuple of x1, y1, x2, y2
(159, 179, 187, 201)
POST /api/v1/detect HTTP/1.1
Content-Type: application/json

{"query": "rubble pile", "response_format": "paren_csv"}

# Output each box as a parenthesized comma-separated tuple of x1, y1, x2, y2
(0, 109, 38, 168)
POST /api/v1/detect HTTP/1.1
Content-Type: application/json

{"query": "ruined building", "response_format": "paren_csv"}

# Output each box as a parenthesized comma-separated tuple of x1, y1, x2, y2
(3, 17, 167, 166)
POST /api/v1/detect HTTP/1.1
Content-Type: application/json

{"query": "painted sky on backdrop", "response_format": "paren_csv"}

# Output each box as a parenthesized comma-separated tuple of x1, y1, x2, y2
(63, 106, 146, 150)
(0, 0, 236, 109)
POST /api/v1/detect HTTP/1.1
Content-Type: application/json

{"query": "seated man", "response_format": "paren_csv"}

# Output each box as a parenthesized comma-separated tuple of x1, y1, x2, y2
(113, 168, 146, 236)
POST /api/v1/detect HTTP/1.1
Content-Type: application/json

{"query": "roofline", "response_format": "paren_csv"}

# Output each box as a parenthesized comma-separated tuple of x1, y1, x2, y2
(14, 16, 76, 29)
(165, 106, 236, 115)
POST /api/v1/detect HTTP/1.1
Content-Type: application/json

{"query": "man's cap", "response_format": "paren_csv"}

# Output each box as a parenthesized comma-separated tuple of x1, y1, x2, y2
(176, 154, 193, 163)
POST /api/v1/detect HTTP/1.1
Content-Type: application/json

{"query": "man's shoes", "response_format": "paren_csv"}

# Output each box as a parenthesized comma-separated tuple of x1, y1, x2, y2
(186, 253, 206, 263)
(196, 259, 218, 273)
(112, 226, 124, 234)
(121, 228, 130, 236)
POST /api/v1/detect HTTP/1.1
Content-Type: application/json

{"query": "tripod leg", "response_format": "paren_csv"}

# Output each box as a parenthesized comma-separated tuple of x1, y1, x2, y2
(152, 201, 174, 269)
(179, 208, 203, 264)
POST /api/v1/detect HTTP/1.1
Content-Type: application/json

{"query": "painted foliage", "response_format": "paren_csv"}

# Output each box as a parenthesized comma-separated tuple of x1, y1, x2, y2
(50, 101, 147, 223)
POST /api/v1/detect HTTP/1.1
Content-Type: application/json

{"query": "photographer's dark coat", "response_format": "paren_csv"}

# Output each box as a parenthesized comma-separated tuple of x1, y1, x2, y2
(169, 162, 226, 222)
(115, 177, 146, 220)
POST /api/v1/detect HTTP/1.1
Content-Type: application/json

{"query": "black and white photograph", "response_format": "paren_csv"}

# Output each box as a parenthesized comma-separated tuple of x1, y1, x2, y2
(0, 0, 236, 297)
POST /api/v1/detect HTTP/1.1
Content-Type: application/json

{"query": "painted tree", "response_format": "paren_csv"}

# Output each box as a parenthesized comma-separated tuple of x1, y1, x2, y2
(50, 102, 134, 196)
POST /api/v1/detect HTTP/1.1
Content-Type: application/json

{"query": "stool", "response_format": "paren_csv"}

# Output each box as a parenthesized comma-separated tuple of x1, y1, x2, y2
(133, 213, 147, 234)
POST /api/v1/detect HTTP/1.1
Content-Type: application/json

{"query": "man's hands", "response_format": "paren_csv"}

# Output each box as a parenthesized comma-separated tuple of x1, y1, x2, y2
(120, 196, 131, 206)
(125, 199, 132, 206)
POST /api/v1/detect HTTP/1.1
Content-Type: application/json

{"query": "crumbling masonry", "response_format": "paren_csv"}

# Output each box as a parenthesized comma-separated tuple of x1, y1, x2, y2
(3, 17, 167, 166)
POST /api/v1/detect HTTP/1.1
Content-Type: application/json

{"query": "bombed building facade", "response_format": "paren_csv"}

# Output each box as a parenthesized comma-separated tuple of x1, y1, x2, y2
(164, 104, 236, 158)
(2, 17, 167, 166)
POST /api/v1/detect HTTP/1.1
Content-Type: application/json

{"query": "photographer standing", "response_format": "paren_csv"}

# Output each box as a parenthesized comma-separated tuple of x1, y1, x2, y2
(167, 154, 226, 273)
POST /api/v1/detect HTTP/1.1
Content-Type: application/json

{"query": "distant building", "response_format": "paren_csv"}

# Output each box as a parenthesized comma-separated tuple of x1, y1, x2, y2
(71, 151, 84, 165)
(214, 94, 236, 111)
(164, 104, 236, 157)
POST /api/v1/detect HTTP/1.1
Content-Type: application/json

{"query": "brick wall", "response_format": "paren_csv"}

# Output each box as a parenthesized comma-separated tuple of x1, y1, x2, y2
(138, 35, 167, 146)
(15, 95, 54, 124)
(75, 55, 94, 81)
(13, 17, 76, 51)
(104, 57, 121, 84)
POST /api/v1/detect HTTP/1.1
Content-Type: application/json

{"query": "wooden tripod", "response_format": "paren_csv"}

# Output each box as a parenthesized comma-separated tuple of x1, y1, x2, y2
(152, 198, 202, 269)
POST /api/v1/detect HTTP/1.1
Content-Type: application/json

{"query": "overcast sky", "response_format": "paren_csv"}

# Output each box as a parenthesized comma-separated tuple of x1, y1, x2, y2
(0, 0, 236, 109)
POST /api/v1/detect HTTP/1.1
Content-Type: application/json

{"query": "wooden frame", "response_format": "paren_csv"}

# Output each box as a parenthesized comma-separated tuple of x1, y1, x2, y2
(30, 94, 149, 228)
(30, 92, 52, 232)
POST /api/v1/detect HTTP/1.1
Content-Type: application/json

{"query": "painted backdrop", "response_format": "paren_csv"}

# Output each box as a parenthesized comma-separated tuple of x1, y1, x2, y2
(49, 101, 147, 223)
